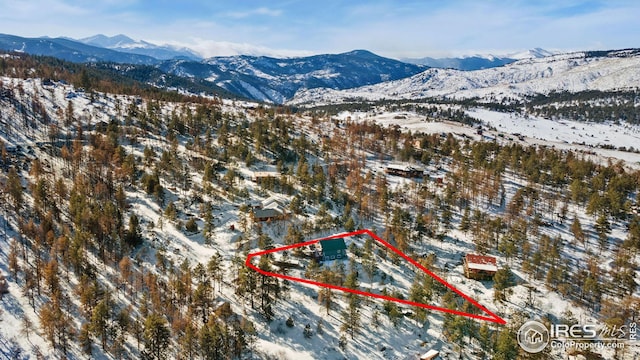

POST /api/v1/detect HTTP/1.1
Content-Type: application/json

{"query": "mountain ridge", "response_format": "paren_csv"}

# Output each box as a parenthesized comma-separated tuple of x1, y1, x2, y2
(3, 33, 640, 105)
(0, 33, 426, 103)
(158, 49, 427, 103)
(402, 48, 558, 70)
(0, 33, 159, 64)
(78, 33, 202, 61)
(289, 49, 640, 105)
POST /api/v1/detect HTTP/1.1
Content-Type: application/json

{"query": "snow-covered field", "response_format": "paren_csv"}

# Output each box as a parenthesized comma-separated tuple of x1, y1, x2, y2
(334, 109, 640, 169)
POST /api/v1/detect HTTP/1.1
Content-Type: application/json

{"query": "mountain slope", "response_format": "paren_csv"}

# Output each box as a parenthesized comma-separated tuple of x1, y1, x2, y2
(158, 50, 427, 103)
(0, 33, 159, 64)
(402, 48, 557, 70)
(290, 49, 640, 105)
(1, 34, 426, 103)
(403, 55, 515, 70)
(79, 34, 202, 61)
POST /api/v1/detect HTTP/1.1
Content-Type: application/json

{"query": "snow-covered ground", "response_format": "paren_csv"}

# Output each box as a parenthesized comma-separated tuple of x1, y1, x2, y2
(1, 76, 639, 359)
(334, 108, 640, 169)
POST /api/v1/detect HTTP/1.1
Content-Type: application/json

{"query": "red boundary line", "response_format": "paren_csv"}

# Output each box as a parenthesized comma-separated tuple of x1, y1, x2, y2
(245, 229, 506, 325)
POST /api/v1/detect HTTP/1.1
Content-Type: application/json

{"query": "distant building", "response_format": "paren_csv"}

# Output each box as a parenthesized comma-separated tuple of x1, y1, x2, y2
(251, 196, 289, 222)
(252, 208, 285, 222)
(463, 254, 498, 280)
(319, 238, 348, 262)
(252, 171, 280, 183)
(385, 164, 423, 178)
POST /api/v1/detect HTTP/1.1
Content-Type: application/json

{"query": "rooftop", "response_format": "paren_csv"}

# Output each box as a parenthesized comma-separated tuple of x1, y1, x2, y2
(465, 254, 498, 272)
(320, 238, 347, 252)
(253, 208, 282, 218)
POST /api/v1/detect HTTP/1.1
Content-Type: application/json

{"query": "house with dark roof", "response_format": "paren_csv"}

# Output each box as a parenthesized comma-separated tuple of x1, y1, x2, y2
(252, 208, 284, 222)
(385, 164, 423, 178)
(319, 238, 348, 262)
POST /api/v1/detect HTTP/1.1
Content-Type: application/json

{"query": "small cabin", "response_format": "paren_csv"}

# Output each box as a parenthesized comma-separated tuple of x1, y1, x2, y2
(252, 208, 285, 222)
(463, 254, 498, 280)
(319, 238, 348, 262)
(385, 164, 423, 178)
(252, 171, 280, 183)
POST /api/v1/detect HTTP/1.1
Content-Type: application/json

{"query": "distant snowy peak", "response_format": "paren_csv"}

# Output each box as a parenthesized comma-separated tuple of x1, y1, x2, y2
(507, 47, 558, 60)
(403, 48, 557, 71)
(78, 34, 202, 61)
(80, 34, 139, 48)
(289, 49, 640, 105)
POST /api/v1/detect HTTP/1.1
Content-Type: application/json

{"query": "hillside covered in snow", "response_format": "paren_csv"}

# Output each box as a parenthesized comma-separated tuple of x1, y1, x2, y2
(290, 49, 640, 105)
(0, 53, 639, 360)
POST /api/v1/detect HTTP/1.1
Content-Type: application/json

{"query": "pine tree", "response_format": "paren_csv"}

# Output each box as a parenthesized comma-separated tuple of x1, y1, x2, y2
(257, 256, 279, 321)
(344, 216, 355, 232)
(143, 313, 170, 360)
(494, 327, 518, 360)
(91, 296, 112, 350)
(341, 267, 361, 338)
(409, 276, 430, 322)
(494, 267, 514, 301)
(318, 268, 336, 314)
(362, 238, 376, 289)
(8, 239, 20, 278)
(199, 317, 225, 360)
(459, 206, 471, 233)
(341, 296, 361, 339)
(207, 252, 224, 293)
(571, 216, 585, 246)
(21, 315, 35, 342)
(477, 323, 492, 358)
(79, 322, 93, 356)
(595, 214, 611, 250)
(126, 214, 143, 247)
(5, 167, 23, 211)
(180, 321, 199, 360)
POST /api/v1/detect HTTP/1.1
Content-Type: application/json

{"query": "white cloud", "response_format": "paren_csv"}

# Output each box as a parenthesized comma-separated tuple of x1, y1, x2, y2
(158, 38, 313, 58)
(0, 1, 638, 59)
(224, 7, 282, 19)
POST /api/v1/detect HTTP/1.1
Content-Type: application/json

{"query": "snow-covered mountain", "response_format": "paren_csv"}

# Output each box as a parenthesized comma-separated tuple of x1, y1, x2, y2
(0, 34, 426, 103)
(0, 33, 158, 64)
(402, 48, 557, 70)
(79, 34, 202, 61)
(402, 55, 515, 71)
(290, 49, 640, 105)
(158, 50, 426, 103)
(506, 47, 557, 60)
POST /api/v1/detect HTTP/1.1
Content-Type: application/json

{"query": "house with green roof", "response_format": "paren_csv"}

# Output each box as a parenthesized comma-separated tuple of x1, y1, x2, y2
(319, 238, 348, 262)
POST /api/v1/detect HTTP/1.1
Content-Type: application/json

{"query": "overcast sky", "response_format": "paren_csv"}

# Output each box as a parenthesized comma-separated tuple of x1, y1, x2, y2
(1, 0, 638, 58)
